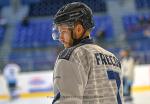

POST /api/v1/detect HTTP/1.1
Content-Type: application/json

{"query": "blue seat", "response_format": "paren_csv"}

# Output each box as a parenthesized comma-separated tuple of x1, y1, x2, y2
(0, 27, 5, 45)
(123, 14, 150, 40)
(29, 0, 107, 17)
(92, 15, 114, 41)
(9, 52, 31, 71)
(0, 0, 10, 7)
(135, 0, 147, 9)
(21, 0, 40, 5)
(13, 15, 114, 48)
(12, 19, 58, 48)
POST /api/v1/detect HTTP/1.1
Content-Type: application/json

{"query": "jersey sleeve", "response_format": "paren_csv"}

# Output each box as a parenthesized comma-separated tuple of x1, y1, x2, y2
(53, 59, 88, 104)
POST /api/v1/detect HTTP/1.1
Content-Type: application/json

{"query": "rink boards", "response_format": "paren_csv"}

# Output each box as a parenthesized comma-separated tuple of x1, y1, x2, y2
(0, 65, 150, 100)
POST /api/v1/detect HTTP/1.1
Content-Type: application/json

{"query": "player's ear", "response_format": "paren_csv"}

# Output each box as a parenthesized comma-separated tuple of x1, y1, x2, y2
(74, 22, 84, 39)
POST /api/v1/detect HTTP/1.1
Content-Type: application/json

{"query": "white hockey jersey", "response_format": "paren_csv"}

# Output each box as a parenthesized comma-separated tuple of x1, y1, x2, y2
(53, 38, 124, 104)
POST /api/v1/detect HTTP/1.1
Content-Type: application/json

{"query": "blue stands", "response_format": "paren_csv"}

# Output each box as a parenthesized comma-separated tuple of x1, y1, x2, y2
(9, 50, 57, 72)
(92, 15, 114, 41)
(0, 0, 10, 7)
(0, 26, 5, 45)
(12, 19, 60, 48)
(135, 0, 150, 9)
(29, 0, 107, 17)
(13, 16, 114, 48)
(21, 0, 40, 5)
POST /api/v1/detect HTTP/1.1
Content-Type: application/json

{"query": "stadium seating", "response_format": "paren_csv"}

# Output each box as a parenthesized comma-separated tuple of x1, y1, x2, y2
(135, 0, 150, 9)
(92, 15, 114, 41)
(9, 51, 30, 71)
(123, 14, 150, 33)
(122, 14, 150, 51)
(0, 0, 10, 7)
(107, 45, 150, 64)
(29, 0, 107, 17)
(120, 14, 150, 64)
(2, 0, 150, 73)
(0, 0, 40, 7)
(12, 19, 60, 48)
(9, 50, 57, 72)
(32, 50, 57, 71)
(21, 0, 40, 5)
(12, 15, 114, 48)
(0, 26, 6, 45)
(129, 38, 150, 52)
(107, 47, 121, 57)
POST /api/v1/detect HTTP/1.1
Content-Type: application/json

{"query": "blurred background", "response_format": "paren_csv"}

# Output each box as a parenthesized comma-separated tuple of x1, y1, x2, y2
(0, 0, 150, 104)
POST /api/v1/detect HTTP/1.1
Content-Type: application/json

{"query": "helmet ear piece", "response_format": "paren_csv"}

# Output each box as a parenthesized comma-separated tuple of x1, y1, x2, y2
(81, 16, 94, 30)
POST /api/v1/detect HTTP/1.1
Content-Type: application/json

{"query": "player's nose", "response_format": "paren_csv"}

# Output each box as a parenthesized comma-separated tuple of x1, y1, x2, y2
(59, 33, 64, 42)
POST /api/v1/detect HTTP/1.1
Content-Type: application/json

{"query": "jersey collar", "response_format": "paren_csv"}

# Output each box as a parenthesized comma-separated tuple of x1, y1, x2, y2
(73, 36, 94, 46)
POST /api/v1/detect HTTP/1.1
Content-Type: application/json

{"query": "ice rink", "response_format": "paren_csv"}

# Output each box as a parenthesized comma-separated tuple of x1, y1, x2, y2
(0, 91, 150, 104)
(0, 0, 150, 104)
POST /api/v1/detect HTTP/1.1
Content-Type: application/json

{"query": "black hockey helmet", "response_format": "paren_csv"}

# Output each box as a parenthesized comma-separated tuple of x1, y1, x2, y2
(52, 2, 94, 40)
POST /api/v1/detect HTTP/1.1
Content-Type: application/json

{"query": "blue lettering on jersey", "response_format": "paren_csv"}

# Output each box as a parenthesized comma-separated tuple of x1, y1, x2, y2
(52, 92, 61, 104)
(107, 70, 122, 104)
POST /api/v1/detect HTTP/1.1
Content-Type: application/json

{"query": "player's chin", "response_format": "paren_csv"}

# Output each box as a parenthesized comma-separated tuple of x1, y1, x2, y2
(64, 44, 70, 48)
(63, 43, 71, 48)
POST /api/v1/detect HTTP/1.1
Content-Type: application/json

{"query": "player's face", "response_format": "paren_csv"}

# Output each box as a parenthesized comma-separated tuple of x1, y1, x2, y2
(120, 50, 128, 58)
(57, 24, 73, 48)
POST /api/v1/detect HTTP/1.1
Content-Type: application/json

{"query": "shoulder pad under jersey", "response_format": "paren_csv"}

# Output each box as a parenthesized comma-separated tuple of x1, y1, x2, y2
(58, 44, 83, 60)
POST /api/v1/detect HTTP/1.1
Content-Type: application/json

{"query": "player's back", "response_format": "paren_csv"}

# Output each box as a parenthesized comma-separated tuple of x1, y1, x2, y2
(78, 44, 123, 104)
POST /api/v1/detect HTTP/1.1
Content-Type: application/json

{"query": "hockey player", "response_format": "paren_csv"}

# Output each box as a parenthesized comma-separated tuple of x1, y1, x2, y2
(120, 49, 135, 101)
(52, 2, 124, 104)
(3, 62, 20, 100)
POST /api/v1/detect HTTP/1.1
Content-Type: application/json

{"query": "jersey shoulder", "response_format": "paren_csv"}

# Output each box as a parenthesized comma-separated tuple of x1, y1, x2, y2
(58, 43, 85, 60)
(80, 44, 115, 57)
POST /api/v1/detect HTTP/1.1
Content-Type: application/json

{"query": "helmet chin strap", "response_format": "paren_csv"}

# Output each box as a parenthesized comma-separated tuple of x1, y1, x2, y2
(70, 28, 87, 46)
